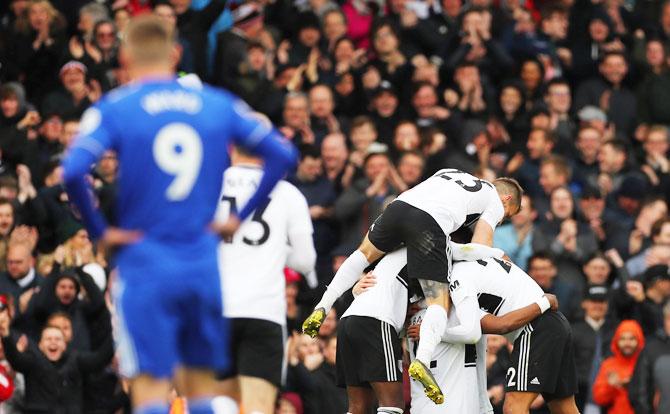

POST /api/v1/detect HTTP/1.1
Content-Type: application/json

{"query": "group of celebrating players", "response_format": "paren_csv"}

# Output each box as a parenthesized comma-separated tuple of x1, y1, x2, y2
(60, 11, 581, 414)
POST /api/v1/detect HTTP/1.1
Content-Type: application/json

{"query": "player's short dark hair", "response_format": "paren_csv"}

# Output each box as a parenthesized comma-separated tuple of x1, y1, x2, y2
(298, 144, 321, 160)
(493, 177, 523, 211)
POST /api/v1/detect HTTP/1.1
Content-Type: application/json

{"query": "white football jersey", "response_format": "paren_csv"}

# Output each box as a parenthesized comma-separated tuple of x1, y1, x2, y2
(396, 169, 504, 235)
(409, 308, 481, 414)
(217, 165, 314, 325)
(449, 258, 545, 342)
(342, 249, 408, 333)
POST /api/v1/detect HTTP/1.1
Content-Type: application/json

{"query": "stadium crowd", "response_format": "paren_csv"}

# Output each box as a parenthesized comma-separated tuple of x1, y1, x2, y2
(0, 0, 669, 413)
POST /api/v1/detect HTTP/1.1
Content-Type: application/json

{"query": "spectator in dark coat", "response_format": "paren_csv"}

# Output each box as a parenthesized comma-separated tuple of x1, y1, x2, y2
(172, 0, 227, 77)
(333, 152, 399, 256)
(0, 242, 42, 333)
(571, 284, 618, 412)
(0, 312, 113, 414)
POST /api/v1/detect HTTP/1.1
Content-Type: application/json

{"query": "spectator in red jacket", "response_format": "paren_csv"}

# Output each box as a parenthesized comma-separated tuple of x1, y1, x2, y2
(593, 320, 646, 414)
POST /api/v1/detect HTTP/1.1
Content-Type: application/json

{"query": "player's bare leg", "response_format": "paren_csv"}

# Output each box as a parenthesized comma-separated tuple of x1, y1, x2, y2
(303, 235, 385, 337)
(408, 278, 451, 404)
(370, 381, 404, 414)
(238, 375, 278, 414)
(346, 385, 375, 414)
(503, 391, 539, 414)
(130, 375, 172, 412)
(175, 367, 238, 413)
(546, 396, 580, 414)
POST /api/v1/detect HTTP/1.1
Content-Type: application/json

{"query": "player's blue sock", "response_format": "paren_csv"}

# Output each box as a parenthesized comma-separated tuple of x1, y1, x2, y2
(134, 402, 169, 414)
(189, 396, 238, 414)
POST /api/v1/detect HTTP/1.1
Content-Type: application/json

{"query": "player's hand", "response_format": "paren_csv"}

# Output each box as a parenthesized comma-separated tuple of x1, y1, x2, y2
(407, 323, 421, 340)
(100, 227, 142, 248)
(544, 294, 559, 311)
(211, 215, 241, 241)
(352, 272, 376, 297)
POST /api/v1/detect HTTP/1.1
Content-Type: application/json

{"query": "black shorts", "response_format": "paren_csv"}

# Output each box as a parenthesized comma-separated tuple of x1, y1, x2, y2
(336, 316, 402, 388)
(368, 200, 452, 283)
(219, 318, 285, 387)
(505, 311, 578, 401)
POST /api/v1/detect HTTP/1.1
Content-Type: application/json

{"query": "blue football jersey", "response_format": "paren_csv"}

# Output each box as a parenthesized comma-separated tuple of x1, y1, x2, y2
(64, 78, 293, 243)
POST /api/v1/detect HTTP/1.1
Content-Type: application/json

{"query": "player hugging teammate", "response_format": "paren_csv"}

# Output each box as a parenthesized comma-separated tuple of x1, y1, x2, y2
(303, 169, 581, 414)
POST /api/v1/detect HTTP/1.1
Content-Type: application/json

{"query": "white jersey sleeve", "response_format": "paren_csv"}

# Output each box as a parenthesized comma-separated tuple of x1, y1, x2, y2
(478, 197, 505, 230)
(284, 185, 316, 275)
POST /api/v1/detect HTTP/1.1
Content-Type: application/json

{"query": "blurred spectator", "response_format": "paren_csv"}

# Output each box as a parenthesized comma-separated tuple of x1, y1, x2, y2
(528, 251, 580, 321)
(0, 309, 113, 414)
(213, 3, 266, 106)
(593, 320, 645, 414)
(572, 284, 617, 412)
(494, 194, 536, 271)
(544, 78, 576, 158)
(173, 0, 227, 77)
(629, 302, 670, 414)
(310, 335, 347, 414)
(507, 128, 555, 201)
(532, 186, 599, 289)
(333, 151, 399, 255)
(575, 52, 637, 141)
(0, 241, 42, 332)
(320, 132, 353, 194)
(626, 218, 670, 278)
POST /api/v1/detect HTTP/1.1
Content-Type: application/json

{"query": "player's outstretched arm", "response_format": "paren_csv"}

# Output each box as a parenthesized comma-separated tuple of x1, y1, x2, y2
(440, 295, 482, 344)
(480, 294, 558, 335)
(449, 241, 504, 262)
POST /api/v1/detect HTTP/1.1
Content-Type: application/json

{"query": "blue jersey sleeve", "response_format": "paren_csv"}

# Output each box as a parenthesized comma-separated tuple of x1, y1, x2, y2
(228, 98, 298, 220)
(62, 105, 114, 240)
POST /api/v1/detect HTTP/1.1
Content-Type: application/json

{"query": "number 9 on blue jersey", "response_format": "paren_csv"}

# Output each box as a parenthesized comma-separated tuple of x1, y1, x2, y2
(152, 123, 203, 201)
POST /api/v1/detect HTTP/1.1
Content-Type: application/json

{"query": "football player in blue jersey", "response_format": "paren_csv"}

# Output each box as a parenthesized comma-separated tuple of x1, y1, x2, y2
(62, 16, 297, 414)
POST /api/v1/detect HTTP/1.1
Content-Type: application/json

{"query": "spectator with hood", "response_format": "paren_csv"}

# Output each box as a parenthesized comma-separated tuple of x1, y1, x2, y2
(593, 320, 646, 414)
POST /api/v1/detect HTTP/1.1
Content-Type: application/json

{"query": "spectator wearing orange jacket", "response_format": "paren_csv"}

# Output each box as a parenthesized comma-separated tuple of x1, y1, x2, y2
(593, 320, 645, 414)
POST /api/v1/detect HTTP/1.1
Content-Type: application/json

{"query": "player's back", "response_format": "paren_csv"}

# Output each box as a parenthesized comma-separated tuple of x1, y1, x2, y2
(342, 248, 408, 332)
(396, 169, 503, 234)
(98, 80, 242, 245)
(217, 165, 311, 324)
(451, 258, 544, 340)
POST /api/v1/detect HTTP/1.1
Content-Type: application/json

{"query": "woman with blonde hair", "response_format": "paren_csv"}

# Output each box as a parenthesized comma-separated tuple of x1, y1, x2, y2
(15, 0, 67, 103)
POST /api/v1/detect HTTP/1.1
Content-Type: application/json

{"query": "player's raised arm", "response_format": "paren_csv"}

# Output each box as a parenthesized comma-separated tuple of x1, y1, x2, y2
(228, 101, 298, 222)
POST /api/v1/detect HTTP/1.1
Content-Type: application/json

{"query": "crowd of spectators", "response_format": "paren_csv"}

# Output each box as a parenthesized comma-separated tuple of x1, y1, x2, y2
(0, 0, 669, 413)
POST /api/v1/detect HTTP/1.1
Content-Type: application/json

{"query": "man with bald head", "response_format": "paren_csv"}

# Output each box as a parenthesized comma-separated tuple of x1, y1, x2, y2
(309, 84, 349, 146)
(0, 241, 42, 331)
(321, 132, 354, 194)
